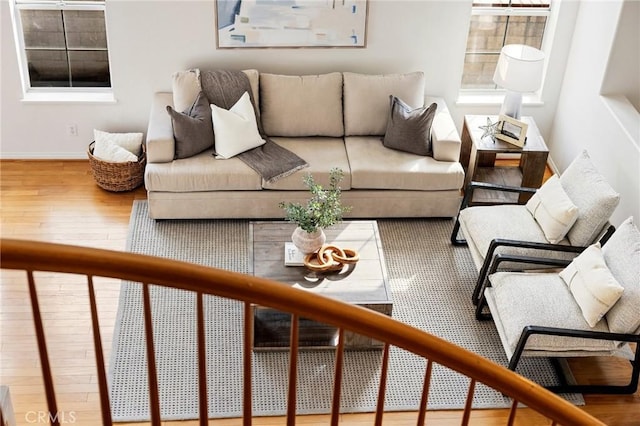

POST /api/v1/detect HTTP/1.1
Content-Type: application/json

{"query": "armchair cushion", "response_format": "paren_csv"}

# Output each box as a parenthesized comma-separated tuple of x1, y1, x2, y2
(526, 175, 579, 244)
(560, 150, 620, 246)
(488, 272, 618, 357)
(603, 217, 640, 334)
(459, 205, 573, 269)
(559, 243, 624, 327)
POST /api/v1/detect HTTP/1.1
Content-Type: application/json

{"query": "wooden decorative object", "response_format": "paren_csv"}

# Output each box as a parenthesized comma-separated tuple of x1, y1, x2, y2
(303, 244, 360, 272)
(303, 250, 342, 272)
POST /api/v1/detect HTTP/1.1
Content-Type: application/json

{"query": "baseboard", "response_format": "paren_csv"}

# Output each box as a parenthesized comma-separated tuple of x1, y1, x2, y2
(0, 152, 87, 160)
(546, 155, 560, 175)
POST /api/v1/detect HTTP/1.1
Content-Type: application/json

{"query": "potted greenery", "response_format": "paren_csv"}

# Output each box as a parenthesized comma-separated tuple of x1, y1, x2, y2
(279, 168, 351, 253)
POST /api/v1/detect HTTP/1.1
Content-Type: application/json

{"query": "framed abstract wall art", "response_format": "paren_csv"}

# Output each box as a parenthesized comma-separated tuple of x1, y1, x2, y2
(216, 0, 368, 48)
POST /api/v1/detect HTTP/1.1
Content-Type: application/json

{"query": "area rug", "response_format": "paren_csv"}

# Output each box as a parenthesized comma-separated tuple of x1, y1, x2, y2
(108, 200, 583, 421)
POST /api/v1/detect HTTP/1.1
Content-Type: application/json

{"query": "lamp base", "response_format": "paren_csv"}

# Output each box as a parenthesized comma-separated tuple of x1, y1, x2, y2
(499, 91, 522, 120)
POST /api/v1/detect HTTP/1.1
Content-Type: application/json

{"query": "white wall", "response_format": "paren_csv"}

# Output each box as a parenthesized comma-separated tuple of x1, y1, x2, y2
(1, 0, 472, 157)
(2, 0, 578, 157)
(548, 0, 640, 226)
(1, 0, 637, 223)
(601, 0, 640, 112)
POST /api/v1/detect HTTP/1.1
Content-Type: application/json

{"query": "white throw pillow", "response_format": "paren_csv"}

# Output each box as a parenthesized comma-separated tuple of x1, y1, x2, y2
(559, 243, 624, 327)
(525, 175, 579, 243)
(210, 92, 265, 159)
(93, 139, 138, 163)
(94, 129, 143, 157)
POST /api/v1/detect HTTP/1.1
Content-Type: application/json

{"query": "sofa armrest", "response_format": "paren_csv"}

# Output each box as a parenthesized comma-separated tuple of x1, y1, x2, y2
(426, 96, 461, 162)
(146, 92, 175, 163)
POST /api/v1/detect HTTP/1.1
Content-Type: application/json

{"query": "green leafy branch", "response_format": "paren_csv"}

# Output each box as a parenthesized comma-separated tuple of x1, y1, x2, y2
(279, 168, 351, 233)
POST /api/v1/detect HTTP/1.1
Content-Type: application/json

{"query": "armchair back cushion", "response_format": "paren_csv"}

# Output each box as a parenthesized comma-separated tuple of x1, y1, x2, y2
(260, 72, 344, 137)
(343, 72, 425, 136)
(559, 150, 620, 246)
(603, 217, 640, 334)
(488, 272, 617, 355)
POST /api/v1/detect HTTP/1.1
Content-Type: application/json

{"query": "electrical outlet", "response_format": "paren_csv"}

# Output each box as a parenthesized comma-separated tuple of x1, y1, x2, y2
(66, 124, 78, 137)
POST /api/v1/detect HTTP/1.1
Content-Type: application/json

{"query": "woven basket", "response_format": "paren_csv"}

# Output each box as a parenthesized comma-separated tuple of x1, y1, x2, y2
(88, 141, 146, 192)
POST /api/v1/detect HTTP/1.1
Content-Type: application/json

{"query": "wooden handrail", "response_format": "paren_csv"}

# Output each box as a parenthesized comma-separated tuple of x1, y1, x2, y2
(0, 238, 605, 425)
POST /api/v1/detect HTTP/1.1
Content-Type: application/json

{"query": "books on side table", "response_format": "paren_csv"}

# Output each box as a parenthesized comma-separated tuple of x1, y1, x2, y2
(284, 242, 305, 266)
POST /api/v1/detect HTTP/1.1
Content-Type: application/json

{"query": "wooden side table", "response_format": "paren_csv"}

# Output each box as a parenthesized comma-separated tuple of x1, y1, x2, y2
(459, 115, 549, 204)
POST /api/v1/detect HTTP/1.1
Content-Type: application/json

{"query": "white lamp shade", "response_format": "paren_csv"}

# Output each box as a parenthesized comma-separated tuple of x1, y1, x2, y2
(493, 44, 545, 92)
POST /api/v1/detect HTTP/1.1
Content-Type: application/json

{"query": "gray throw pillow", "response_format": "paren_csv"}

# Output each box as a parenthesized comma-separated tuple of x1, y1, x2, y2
(167, 91, 214, 159)
(382, 96, 436, 156)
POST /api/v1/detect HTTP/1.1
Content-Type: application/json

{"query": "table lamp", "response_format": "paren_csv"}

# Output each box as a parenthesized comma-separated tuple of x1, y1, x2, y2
(493, 44, 545, 119)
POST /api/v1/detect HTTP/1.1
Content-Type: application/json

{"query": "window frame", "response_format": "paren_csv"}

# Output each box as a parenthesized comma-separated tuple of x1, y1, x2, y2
(459, 1, 551, 102)
(10, 0, 115, 103)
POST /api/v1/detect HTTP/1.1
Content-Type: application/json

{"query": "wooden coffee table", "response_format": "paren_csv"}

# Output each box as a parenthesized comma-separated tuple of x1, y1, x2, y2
(249, 220, 392, 350)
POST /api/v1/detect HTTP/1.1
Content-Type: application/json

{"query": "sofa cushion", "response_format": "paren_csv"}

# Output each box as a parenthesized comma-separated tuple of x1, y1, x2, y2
(603, 217, 640, 334)
(259, 73, 344, 137)
(560, 150, 620, 246)
(525, 175, 579, 244)
(559, 243, 624, 327)
(172, 69, 260, 114)
(383, 96, 437, 156)
(343, 72, 425, 136)
(172, 69, 201, 113)
(261, 137, 351, 190)
(344, 136, 463, 191)
(488, 272, 618, 355)
(166, 91, 214, 159)
(144, 149, 262, 192)
(211, 92, 265, 159)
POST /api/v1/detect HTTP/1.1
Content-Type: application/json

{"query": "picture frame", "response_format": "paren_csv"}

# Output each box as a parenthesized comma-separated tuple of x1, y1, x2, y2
(215, 0, 368, 49)
(495, 115, 528, 147)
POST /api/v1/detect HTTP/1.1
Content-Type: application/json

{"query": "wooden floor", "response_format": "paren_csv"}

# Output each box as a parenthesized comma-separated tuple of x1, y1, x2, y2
(0, 160, 638, 425)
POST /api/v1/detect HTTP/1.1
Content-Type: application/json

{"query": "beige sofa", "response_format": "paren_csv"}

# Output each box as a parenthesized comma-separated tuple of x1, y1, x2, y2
(144, 70, 465, 219)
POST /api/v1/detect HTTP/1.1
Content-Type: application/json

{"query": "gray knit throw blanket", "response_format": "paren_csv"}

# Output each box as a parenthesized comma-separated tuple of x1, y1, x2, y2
(200, 70, 308, 183)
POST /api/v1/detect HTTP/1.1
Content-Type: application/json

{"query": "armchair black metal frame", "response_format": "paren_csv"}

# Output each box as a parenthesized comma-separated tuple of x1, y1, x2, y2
(450, 181, 537, 247)
(450, 181, 616, 306)
(476, 253, 640, 395)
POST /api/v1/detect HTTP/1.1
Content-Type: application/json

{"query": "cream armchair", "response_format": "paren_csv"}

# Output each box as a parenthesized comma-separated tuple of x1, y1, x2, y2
(451, 150, 620, 306)
(479, 217, 640, 394)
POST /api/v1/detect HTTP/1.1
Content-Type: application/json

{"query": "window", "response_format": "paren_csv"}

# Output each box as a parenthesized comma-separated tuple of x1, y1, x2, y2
(461, 1, 550, 90)
(11, 0, 111, 92)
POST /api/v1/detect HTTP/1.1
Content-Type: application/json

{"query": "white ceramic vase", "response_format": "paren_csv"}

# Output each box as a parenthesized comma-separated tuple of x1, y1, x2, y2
(291, 227, 326, 254)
